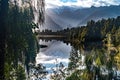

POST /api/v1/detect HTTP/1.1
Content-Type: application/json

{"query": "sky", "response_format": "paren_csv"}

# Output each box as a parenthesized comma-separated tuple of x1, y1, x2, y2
(46, 0, 120, 8)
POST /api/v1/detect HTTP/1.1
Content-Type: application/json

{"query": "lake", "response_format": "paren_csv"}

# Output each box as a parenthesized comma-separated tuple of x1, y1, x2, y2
(36, 40, 71, 73)
(30, 39, 120, 80)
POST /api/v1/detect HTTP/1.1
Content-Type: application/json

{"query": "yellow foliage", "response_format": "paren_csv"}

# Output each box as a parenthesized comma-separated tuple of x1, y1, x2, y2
(114, 46, 120, 70)
(95, 57, 102, 66)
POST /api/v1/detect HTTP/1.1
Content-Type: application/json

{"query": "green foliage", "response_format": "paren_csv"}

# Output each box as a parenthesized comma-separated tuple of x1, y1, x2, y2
(4, 0, 45, 79)
(44, 16, 120, 80)
(66, 70, 81, 80)
(55, 16, 120, 44)
(67, 45, 111, 80)
(16, 65, 26, 80)
(68, 47, 80, 70)
(0, 0, 9, 79)
(29, 63, 48, 79)
(114, 28, 120, 46)
(4, 63, 15, 80)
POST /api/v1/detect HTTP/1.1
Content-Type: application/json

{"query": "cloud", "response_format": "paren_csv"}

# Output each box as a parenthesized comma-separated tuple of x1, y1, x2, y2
(46, 0, 120, 8)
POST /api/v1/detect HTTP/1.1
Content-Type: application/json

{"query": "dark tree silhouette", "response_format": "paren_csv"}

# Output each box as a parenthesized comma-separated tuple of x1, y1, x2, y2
(0, 0, 9, 79)
(0, 0, 45, 79)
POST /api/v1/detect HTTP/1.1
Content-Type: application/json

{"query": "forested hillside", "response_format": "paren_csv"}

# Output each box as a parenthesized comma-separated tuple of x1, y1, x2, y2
(55, 16, 120, 46)
(0, 0, 120, 79)
(44, 5, 120, 30)
(0, 0, 45, 79)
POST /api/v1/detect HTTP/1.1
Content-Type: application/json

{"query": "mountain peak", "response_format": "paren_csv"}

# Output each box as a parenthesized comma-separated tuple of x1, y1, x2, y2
(44, 5, 120, 31)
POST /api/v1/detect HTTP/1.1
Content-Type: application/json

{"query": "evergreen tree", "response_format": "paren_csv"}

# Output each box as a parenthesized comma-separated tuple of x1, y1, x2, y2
(0, 0, 9, 79)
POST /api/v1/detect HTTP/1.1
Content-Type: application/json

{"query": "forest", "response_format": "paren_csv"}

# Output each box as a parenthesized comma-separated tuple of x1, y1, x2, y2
(47, 16, 120, 80)
(41, 16, 120, 47)
(0, 0, 45, 80)
(37, 16, 120, 80)
(0, 0, 120, 80)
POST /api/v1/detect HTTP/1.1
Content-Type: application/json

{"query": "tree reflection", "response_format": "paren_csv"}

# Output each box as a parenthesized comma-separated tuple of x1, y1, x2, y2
(29, 63, 48, 80)
(67, 42, 120, 80)
(50, 59, 68, 80)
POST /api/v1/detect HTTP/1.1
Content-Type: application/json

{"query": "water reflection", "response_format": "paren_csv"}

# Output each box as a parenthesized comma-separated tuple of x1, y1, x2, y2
(29, 39, 120, 80)
(67, 42, 120, 80)
(34, 40, 71, 79)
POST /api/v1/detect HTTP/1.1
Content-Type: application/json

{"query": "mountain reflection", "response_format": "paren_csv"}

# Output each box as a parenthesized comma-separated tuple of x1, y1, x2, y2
(29, 39, 120, 80)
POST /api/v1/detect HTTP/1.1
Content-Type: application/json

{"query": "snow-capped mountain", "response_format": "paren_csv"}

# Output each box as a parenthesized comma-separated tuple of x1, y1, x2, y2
(44, 5, 120, 31)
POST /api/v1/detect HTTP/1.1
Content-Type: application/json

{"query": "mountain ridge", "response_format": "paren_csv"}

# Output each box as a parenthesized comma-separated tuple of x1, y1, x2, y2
(44, 5, 120, 31)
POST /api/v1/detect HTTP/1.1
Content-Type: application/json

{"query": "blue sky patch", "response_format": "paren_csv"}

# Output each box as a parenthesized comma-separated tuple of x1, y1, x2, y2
(60, 0, 77, 3)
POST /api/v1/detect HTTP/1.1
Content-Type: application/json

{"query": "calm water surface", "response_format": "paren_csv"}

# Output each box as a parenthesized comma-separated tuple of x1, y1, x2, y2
(36, 40, 71, 75)
(32, 39, 120, 80)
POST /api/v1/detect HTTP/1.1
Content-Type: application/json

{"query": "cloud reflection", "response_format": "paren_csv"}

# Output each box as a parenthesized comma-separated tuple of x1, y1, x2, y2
(36, 40, 71, 71)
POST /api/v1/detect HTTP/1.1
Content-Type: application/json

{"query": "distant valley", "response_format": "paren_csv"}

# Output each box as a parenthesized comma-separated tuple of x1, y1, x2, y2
(42, 5, 120, 31)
